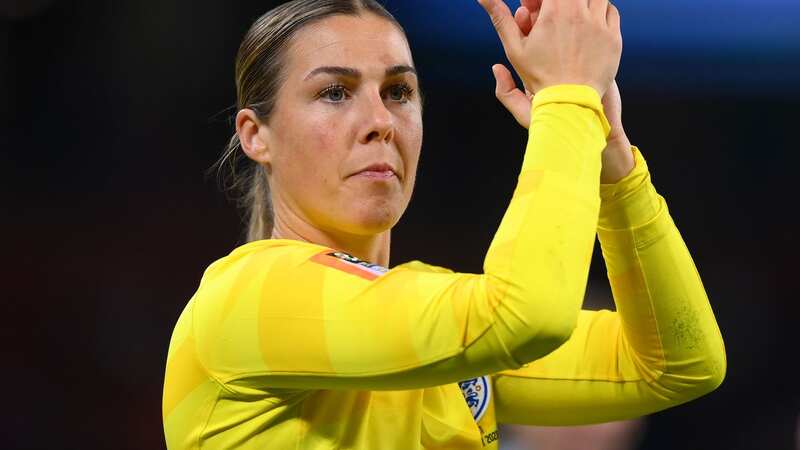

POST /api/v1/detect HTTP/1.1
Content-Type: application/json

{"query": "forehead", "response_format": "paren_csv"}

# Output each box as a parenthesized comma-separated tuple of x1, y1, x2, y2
(287, 14, 413, 73)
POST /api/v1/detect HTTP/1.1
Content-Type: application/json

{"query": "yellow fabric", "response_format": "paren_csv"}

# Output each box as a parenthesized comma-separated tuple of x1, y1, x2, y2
(162, 85, 725, 449)
(492, 147, 727, 426)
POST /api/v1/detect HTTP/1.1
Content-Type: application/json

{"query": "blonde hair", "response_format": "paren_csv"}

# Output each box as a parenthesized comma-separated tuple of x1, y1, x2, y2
(214, 0, 405, 242)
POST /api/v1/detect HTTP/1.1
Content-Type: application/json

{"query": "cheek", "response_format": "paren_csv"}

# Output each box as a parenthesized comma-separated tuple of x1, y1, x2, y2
(281, 112, 346, 183)
(398, 113, 423, 188)
(314, 124, 341, 162)
(308, 120, 348, 190)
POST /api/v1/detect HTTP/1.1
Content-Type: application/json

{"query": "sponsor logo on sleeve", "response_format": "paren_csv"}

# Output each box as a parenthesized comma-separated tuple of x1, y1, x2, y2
(310, 250, 389, 281)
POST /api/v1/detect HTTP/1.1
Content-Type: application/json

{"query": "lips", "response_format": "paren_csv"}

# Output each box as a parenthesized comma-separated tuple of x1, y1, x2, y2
(355, 170, 395, 180)
(353, 163, 399, 179)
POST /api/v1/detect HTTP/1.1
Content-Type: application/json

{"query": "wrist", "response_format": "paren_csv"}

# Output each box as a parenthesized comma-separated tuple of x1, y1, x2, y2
(600, 134, 634, 184)
(531, 85, 612, 138)
(599, 147, 664, 230)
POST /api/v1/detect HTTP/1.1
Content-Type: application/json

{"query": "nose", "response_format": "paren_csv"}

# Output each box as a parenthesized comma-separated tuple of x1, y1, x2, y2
(358, 90, 395, 145)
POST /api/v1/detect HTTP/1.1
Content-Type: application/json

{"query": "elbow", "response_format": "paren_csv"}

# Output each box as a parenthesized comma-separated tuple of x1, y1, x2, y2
(483, 273, 582, 366)
(686, 362, 726, 401)
(541, 310, 580, 351)
(509, 307, 579, 365)
(661, 343, 727, 402)
(695, 345, 727, 396)
(689, 335, 728, 398)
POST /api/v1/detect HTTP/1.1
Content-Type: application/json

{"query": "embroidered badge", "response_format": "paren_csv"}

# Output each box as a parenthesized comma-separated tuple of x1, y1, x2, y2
(458, 376, 491, 422)
(310, 250, 389, 281)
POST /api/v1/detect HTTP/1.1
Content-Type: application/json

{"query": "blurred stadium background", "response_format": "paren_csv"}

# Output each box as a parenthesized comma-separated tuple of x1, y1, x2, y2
(2, 0, 798, 448)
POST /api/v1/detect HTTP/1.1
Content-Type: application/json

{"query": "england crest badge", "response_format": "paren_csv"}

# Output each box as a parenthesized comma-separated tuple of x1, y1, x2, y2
(458, 376, 491, 422)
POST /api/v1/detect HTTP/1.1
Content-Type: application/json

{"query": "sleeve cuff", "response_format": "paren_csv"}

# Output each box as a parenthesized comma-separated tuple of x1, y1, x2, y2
(531, 85, 612, 137)
(598, 146, 665, 230)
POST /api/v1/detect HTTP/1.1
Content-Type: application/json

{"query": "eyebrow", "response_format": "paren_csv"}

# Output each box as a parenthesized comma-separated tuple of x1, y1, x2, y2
(304, 65, 417, 80)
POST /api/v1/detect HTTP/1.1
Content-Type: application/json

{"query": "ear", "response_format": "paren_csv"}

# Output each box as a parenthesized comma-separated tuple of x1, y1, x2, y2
(236, 108, 272, 165)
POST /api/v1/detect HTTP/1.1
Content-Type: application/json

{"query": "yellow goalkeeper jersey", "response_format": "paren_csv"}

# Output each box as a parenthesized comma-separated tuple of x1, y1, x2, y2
(163, 85, 726, 449)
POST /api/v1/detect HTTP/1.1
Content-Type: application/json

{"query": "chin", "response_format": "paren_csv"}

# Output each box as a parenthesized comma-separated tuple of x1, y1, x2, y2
(341, 204, 401, 236)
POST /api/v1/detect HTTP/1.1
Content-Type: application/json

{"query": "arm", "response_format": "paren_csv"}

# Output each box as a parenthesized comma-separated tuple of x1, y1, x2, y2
(193, 86, 609, 392)
(492, 148, 727, 425)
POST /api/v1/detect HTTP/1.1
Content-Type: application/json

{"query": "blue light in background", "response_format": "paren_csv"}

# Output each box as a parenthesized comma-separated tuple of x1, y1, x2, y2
(614, 0, 800, 53)
(385, 0, 800, 94)
(388, 0, 800, 53)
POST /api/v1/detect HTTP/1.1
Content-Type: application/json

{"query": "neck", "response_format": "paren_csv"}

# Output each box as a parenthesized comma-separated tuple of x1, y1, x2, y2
(271, 215, 392, 267)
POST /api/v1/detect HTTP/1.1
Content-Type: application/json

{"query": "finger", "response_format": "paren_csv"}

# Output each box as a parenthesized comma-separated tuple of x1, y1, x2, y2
(492, 64, 532, 128)
(557, 0, 584, 14)
(521, 0, 542, 13)
(523, 0, 543, 25)
(478, 0, 522, 54)
(590, 0, 609, 20)
(606, 2, 620, 29)
(514, 6, 533, 35)
(537, 0, 557, 20)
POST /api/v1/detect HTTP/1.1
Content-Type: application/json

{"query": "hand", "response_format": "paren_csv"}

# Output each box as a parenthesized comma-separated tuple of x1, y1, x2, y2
(478, 0, 622, 96)
(601, 79, 626, 144)
(493, 65, 626, 141)
(514, 0, 543, 36)
(599, 80, 635, 183)
(494, 45, 634, 182)
(490, 0, 539, 128)
(493, 1, 626, 128)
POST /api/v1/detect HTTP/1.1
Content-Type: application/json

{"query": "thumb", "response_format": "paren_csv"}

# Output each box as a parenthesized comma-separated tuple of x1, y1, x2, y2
(492, 64, 532, 129)
(493, 63, 517, 96)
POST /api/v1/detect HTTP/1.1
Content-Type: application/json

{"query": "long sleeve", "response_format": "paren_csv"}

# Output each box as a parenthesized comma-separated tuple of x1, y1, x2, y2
(166, 85, 611, 399)
(491, 147, 727, 425)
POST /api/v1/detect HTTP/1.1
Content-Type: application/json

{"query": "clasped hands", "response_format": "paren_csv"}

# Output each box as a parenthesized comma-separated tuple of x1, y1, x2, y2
(478, 0, 635, 183)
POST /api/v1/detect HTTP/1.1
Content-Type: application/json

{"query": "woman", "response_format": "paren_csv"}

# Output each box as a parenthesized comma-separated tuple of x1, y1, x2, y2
(162, 0, 726, 448)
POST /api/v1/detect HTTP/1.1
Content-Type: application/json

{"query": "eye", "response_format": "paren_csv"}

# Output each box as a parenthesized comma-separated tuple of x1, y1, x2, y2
(385, 83, 414, 103)
(318, 84, 349, 103)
